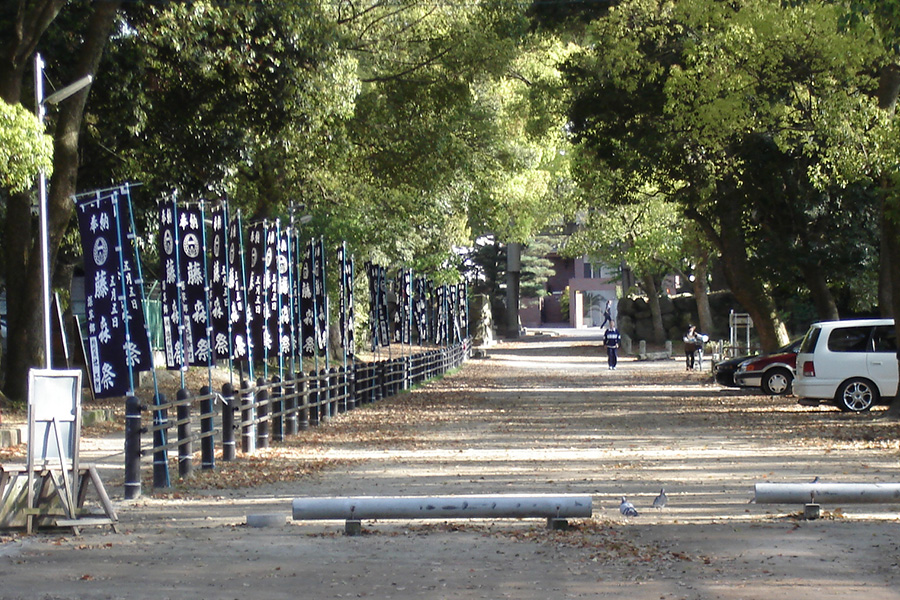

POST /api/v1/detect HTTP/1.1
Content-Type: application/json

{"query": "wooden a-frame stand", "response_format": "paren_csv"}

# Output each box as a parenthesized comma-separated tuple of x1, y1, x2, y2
(0, 369, 118, 534)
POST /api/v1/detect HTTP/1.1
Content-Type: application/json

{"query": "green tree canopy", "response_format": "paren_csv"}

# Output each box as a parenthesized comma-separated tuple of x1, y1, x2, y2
(0, 99, 52, 193)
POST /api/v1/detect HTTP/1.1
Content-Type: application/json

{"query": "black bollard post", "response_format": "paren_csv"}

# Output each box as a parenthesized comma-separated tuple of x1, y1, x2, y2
(271, 375, 283, 442)
(327, 368, 338, 417)
(241, 379, 256, 454)
(176, 388, 192, 479)
(200, 385, 215, 471)
(404, 355, 411, 391)
(221, 383, 236, 461)
(124, 395, 143, 500)
(347, 366, 357, 411)
(376, 362, 385, 402)
(152, 392, 170, 489)
(256, 377, 269, 449)
(298, 375, 310, 431)
(338, 367, 348, 413)
(283, 376, 297, 437)
(308, 371, 320, 427)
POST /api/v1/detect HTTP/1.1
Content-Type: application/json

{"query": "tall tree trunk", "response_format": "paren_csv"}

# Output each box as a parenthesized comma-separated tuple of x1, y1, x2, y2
(687, 199, 788, 352)
(877, 61, 900, 417)
(880, 196, 894, 318)
(692, 258, 714, 336)
(2, 1, 121, 401)
(640, 274, 665, 344)
(800, 263, 840, 321)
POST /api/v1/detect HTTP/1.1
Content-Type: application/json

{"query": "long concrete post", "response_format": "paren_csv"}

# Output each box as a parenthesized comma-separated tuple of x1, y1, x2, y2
(292, 494, 592, 521)
(754, 482, 900, 504)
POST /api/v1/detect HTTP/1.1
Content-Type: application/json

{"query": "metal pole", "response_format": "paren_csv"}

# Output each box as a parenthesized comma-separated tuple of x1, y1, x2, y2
(34, 54, 52, 368)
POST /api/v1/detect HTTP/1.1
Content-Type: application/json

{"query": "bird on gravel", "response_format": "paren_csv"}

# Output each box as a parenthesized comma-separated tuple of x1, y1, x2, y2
(652, 488, 668, 510)
(619, 496, 639, 517)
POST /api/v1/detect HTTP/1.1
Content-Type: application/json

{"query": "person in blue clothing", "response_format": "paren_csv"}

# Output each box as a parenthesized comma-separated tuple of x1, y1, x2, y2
(604, 321, 621, 370)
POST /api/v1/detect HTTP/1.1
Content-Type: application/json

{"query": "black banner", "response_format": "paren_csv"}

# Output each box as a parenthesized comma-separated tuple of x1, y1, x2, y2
(314, 239, 328, 354)
(179, 203, 209, 365)
(77, 190, 152, 398)
(457, 281, 468, 341)
(276, 228, 292, 357)
(337, 243, 355, 358)
(396, 269, 411, 345)
(209, 202, 230, 359)
(301, 240, 317, 357)
(228, 213, 251, 362)
(299, 238, 329, 358)
(159, 199, 185, 369)
(247, 221, 276, 360)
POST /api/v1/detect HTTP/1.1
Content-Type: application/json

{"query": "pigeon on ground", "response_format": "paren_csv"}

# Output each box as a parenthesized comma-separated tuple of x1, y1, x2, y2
(652, 488, 668, 510)
(619, 496, 639, 517)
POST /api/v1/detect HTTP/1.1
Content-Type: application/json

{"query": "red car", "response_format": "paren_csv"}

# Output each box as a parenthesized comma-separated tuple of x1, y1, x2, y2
(733, 339, 803, 395)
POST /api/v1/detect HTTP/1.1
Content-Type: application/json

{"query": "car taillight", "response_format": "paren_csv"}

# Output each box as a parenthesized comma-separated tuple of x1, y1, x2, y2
(802, 361, 815, 377)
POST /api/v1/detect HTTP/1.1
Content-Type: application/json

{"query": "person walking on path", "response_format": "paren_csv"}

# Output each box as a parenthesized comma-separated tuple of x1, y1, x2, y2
(604, 321, 621, 370)
(683, 325, 702, 370)
(600, 299, 613, 329)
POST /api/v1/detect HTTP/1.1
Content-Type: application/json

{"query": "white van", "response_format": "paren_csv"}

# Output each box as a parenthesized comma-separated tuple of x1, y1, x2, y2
(793, 319, 898, 412)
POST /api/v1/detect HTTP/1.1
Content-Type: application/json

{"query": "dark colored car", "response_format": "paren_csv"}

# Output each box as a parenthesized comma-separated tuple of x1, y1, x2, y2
(733, 338, 803, 395)
(713, 354, 753, 387)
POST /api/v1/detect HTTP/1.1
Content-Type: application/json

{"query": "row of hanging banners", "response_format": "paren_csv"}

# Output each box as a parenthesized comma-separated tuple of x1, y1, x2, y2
(74, 184, 469, 400)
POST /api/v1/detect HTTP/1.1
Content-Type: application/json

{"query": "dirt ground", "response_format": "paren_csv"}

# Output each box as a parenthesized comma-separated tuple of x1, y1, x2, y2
(3, 330, 900, 599)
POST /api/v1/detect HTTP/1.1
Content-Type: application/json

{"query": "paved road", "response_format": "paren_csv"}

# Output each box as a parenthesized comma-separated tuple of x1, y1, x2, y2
(4, 331, 900, 600)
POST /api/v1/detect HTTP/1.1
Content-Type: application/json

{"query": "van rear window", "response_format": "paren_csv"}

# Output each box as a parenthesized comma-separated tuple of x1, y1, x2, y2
(799, 328, 820, 354)
(827, 327, 872, 352)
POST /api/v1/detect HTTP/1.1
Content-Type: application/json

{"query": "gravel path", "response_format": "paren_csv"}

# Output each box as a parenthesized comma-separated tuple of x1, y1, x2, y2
(3, 330, 900, 599)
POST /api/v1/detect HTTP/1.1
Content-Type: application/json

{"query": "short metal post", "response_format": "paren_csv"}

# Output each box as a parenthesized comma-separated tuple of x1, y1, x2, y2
(241, 379, 256, 454)
(124, 395, 142, 500)
(221, 383, 236, 461)
(256, 377, 270, 449)
(176, 388, 192, 479)
(200, 385, 215, 471)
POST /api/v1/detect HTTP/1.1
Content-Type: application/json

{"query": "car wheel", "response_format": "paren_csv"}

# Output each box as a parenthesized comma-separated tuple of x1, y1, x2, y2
(762, 368, 792, 396)
(837, 379, 879, 412)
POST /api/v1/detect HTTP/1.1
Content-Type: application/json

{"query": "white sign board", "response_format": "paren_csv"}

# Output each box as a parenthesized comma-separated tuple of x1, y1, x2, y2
(27, 369, 83, 471)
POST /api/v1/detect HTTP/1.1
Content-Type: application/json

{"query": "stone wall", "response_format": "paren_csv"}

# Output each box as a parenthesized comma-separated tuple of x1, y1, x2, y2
(614, 291, 745, 342)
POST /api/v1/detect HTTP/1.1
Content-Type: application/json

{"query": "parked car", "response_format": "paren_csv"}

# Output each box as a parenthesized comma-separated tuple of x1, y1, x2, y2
(793, 319, 898, 412)
(713, 354, 752, 387)
(734, 338, 803, 395)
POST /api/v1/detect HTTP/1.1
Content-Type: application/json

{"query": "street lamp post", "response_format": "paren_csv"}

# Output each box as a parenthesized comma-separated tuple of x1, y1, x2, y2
(34, 53, 93, 369)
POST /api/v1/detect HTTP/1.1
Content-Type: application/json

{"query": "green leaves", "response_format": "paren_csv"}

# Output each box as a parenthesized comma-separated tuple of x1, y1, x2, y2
(0, 99, 53, 193)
